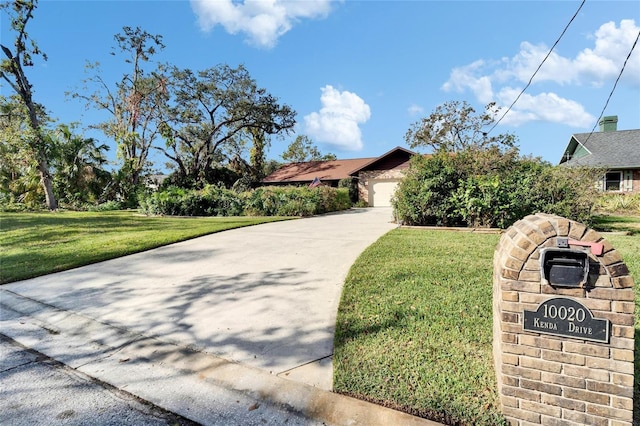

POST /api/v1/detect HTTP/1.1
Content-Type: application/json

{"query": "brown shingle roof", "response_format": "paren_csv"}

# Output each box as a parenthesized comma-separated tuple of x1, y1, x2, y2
(262, 158, 376, 183)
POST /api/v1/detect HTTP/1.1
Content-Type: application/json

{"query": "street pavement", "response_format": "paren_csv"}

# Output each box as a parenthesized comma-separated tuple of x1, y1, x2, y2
(0, 334, 199, 426)
(1, 208, 441, 425)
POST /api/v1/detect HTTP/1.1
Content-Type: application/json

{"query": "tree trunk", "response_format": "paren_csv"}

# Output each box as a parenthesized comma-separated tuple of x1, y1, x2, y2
(27, 109, 58, 210)
(38, 157, 58, 210)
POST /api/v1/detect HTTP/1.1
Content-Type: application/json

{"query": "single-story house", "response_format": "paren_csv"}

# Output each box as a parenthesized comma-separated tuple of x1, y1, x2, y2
(559, 116, 640, 194)
(262, 146, 416, 206)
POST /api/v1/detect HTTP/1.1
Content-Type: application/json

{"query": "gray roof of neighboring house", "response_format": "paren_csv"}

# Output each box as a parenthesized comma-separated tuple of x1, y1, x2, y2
(560, 129, 640, 168)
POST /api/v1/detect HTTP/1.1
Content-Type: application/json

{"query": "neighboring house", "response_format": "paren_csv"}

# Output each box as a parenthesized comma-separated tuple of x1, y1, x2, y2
(262, 146, 416, 206)
(559, 116, 640, 194)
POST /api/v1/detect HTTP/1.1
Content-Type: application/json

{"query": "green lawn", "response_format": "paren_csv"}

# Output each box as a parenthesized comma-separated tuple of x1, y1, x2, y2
(592, 214, 640, 235)
(334, 224, 640, 425)
(0, 211, 290, 284)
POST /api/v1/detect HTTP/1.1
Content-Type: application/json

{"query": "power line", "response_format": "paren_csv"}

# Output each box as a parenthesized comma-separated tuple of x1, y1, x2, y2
(486, 0, 586, 135)
(581, 29, 640, 146)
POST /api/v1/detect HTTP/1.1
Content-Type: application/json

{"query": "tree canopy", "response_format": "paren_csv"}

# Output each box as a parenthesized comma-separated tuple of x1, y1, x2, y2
(281, 135, 336, 163)
(405, 101, 517, 153)
(70, 26, 167, 204)
(156, 64, 296, 188)
(1, 0, 58, 209)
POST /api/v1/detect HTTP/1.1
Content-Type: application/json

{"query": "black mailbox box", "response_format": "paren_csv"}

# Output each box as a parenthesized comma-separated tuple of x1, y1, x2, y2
(540, 248, 589, 288)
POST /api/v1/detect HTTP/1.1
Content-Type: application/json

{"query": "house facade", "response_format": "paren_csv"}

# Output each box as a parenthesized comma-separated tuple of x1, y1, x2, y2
(261, 146, 416, 206)
(559, 116, 640, 194)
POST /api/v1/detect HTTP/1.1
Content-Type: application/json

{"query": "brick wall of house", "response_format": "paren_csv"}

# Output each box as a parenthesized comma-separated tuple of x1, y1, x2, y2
(493, 213, 635, 425)
(357, 169, 405, 206)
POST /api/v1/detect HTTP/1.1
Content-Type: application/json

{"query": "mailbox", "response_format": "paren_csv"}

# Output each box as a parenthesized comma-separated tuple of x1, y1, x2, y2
(540, 248, 589, 288)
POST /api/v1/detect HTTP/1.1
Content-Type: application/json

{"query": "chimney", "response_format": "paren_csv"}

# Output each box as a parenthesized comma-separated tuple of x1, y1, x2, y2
(599, 115, 618, 132)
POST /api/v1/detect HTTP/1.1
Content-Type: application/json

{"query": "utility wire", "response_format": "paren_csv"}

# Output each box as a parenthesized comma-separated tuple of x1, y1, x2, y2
(581, 29, 640, 146)
(486, 0, 586, 135)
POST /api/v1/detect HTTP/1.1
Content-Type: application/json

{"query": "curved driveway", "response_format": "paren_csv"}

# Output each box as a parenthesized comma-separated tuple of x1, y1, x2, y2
(3, 208, 396, 390)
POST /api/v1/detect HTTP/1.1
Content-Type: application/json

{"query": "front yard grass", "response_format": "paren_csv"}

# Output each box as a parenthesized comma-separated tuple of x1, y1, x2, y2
(592, 214, 640, 235)
(0, 211, 290, 284)
(334, 227, 640, 425)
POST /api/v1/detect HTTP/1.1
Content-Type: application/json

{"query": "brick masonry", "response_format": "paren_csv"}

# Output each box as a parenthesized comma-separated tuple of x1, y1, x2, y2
(493, 213, 636, 425)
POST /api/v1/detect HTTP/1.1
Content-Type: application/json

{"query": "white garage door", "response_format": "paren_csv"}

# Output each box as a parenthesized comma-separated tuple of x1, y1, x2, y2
(370, 180, 400, 207)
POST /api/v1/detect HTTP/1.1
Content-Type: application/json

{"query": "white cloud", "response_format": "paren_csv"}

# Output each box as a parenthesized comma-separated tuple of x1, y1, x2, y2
(442, 19, 639, 127)
(575, 19, 640, 86)
(495, 88, 594, 127)
(407, 103, 424, 116)
(191, 0, 335, 48)
(304, 85, 371, 151)
(441, 59, 495, 103)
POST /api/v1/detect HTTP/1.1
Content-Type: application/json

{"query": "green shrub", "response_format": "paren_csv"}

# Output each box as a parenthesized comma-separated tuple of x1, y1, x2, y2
(393, 149, 600, 228)
(87, 201, 123, 212)
(596, 193, 640, 214)
(392, 152, 463, 226)
(243, 185, 350, 217)
(140, 185, 244, 217)
(338, 177, 359, 204)
(201, 185, 244, 216)
(140, 185, 351, 217)
(528, 166, 600, 226)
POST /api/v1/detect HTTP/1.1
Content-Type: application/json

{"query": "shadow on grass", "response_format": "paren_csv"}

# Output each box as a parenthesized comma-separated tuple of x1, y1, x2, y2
(592, 215, 640, 236)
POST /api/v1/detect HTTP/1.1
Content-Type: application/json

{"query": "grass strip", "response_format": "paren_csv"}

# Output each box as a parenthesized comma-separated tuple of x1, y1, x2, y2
(606, 233, 640, 420)
(334, 228, 639, 425)
(0, 211, 290, 284)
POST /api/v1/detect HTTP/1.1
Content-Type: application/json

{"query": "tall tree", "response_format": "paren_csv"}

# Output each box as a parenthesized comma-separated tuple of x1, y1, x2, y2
(0, 95, 44, 206)
(0, 0, 57, 209)
(405, 101, 517, 153)
(157, 64, 296, 187)
(71, 26, 166, 202)
(281, 135, 337, 163)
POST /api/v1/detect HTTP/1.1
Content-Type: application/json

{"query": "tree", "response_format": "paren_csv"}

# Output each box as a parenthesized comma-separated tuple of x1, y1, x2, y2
(248, 127, 267, 181)
(70, 26, 166, 203)
(0, 95, 44, 206)
(281, 135, 337, 163)
(156, 64, 296, 188)
(50, 124, 111, 206)
(0, 0, 57, 209)
(405, 101, 516, 153)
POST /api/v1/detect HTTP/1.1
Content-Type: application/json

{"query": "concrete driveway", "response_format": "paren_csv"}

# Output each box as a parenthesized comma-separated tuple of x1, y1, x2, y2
(1, 208, 397, 391)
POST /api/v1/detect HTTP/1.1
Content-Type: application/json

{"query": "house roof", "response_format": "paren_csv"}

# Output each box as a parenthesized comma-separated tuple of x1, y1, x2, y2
(261, 146, 418, 184)
(560, 129, 640, 168)
(349, 146, 416, 174)
(261, 157, 376, 183)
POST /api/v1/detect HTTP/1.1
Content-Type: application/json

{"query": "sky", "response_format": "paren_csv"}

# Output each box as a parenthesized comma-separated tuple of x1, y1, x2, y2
(2, 0, 639, 172)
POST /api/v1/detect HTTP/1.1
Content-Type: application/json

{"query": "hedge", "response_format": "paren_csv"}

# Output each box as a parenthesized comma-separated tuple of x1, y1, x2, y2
(139, 184, 352, 217)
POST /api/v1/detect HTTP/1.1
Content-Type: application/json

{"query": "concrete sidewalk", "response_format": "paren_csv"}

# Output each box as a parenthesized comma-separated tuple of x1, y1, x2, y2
(1, 208, 441, 425)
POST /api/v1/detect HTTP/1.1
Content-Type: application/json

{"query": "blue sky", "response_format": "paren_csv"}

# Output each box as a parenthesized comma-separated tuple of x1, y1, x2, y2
(3, 0, 639, 171)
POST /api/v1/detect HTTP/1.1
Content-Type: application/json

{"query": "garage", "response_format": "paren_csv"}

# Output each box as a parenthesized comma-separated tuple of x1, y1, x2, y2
(369, 180, 400, 207)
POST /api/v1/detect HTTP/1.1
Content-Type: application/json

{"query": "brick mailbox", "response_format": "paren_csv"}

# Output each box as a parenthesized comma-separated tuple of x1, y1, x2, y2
(493, 213, 635, 425)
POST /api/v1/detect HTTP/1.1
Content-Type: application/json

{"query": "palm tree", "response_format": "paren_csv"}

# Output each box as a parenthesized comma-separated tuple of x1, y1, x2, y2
(51, 125, 111, 206)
